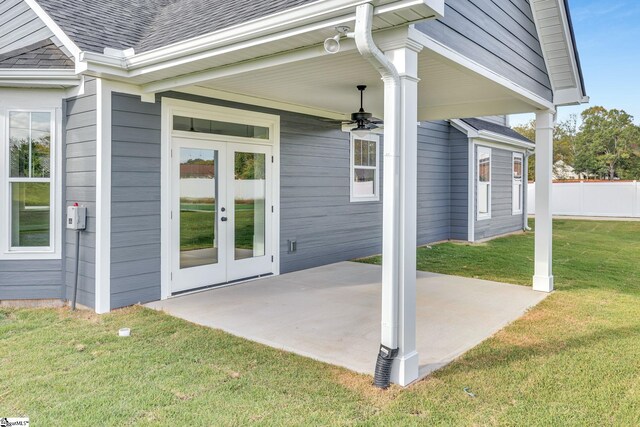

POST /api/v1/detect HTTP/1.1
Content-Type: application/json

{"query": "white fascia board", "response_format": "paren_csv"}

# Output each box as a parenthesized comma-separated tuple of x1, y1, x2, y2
(529, 0, 587, 107)
(556, 0, 586, 104)
(23, 0, 81, 60)
(451, 119, 534, 151)
(477, 130, 534, 150)
(414, 31, 555, 112)
(449, 119, 479, 138)
(0, 69, 80, 87)
(81, 0, 443, 77)
(554, 87, 589, 106)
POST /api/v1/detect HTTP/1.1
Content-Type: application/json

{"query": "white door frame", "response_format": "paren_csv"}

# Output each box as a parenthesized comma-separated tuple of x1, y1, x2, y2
(160, 97, 281, 299)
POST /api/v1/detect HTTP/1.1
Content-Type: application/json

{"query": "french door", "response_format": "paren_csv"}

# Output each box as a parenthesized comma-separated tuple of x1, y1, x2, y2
(171, 137, 273, 293)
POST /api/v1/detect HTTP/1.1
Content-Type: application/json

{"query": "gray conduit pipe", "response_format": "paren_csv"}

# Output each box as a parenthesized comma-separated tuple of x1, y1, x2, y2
(352, 3, 402, 388)
(71, 229, 81, 310)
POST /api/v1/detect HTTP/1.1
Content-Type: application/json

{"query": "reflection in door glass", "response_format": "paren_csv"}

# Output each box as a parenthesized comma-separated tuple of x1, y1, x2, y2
(180, 148, 218, 269)
(234, 152, 266, 260)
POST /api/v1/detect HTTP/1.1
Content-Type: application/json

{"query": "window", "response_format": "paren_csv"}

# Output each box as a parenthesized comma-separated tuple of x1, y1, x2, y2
(173, 115, 269, 140)
(512, 153, 524, 214)
(477, 146, 491, 220)
(3, 110, 56, 254)
(350, 134, 379, 202)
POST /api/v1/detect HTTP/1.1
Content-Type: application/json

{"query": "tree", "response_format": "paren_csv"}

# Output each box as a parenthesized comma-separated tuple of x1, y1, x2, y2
(573, 107, 640, 180)
(513, 115, 578, 181)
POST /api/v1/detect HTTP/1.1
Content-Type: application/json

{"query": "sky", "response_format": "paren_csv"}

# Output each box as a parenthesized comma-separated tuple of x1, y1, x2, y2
(510, 0, 640, 127)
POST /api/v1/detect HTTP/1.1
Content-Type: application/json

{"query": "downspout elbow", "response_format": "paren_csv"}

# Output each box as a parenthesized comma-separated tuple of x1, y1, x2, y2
(353, 4, 400, 86)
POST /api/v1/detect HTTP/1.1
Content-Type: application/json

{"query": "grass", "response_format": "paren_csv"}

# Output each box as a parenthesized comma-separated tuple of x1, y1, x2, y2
(2, 219, 640, 425)
(180, 202, 258, 251)
(11, 182, 50, 246)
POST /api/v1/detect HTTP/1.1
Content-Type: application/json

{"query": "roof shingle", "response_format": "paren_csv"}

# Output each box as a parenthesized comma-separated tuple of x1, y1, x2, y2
(36, 0, 318, 54)
(0, 39, 74, 69)
(460, 118, 533, 144)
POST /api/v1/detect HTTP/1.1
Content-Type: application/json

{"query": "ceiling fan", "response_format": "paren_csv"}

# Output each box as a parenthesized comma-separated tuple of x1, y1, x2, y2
(328, 85, 383, 131)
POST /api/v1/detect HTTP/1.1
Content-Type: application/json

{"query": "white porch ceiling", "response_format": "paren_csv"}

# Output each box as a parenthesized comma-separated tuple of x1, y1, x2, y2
(184, 46, 543, 121)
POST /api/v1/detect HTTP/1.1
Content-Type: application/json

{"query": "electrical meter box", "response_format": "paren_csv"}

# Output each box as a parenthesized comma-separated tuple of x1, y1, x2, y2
(67, 205, 87, 230)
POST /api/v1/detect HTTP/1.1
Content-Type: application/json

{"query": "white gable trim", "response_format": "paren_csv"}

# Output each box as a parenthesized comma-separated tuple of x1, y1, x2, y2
(450, 119, 535, 151)
(23, 0, 81, 61)
(529, 0, 588, 106)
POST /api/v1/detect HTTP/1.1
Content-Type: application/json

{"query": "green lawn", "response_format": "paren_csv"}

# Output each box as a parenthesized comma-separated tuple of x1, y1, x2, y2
(2, 220, 640, 425)
(180, 202, 258, 251)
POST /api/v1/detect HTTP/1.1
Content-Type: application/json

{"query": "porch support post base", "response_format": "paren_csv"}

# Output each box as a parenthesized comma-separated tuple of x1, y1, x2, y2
(533, 275, 554, 293)
(533, 109, 555, 293)
(391, 350, 419, 386)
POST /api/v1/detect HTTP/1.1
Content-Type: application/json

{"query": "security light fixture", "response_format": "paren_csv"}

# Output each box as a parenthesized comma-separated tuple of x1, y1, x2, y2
(324, 26, 351, 54)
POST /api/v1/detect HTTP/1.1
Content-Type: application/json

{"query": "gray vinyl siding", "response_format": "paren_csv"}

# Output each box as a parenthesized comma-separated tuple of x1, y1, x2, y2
(449, 128, 469, 241)
(105, 92, 475, 306)
(158, 92, 384, 273)
(0, 0, 53, 55)
(474, 145, 523, 240)
(416, 0, 552, 102)
(279, 115, 383, 272)
(0, 260, 64, 300)
(110, 93, 162, 308)
(416, 121, 450, 245)
(479, 116, 507, 126)
(64, 78, 97, 308)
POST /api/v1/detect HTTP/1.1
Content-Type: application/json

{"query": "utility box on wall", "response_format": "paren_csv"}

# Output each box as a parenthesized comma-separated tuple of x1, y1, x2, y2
(67, 205, 87, 230)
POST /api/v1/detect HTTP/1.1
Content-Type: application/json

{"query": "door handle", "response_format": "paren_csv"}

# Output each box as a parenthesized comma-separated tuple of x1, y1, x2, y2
(221, 217, 228, 222)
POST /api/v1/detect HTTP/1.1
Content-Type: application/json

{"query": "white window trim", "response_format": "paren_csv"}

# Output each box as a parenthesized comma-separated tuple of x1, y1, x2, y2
(0, 104, 62, 260)
(350, 133, 380, 203)
(476, 145, 492, 221)
(512, 152, 524, 215)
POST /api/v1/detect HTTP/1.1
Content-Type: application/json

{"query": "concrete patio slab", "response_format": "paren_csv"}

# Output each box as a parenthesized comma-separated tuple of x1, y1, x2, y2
(146, 261, 547, 381)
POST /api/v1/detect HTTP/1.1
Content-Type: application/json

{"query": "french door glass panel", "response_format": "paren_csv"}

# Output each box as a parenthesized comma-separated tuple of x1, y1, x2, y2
(234, 152, 266, 260)
(179, 147, 218, 269)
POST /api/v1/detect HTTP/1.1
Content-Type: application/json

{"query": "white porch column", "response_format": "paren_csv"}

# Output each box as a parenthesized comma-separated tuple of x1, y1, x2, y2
(533, 110, 555, 292)
(383, 40, 422, 386)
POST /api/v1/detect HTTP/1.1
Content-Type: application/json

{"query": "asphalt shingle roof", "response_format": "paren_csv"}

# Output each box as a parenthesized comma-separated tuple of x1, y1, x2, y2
(0, 39, 74, 69)
(460, 118, 533, 144)
(36, 0, 318, 54)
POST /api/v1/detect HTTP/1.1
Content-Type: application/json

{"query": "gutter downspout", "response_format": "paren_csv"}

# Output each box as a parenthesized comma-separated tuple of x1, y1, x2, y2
(353, 3, 401, 388)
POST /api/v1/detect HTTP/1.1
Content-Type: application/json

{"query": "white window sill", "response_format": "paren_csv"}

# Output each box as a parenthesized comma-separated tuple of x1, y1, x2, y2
(350, 196, 380, 203)
(477, 215, 492, 221)
(0, 251, 62, 261)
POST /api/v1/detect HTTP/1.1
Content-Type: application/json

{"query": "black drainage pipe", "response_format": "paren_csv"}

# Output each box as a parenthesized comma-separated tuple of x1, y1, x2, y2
(374, 344, 398, 389)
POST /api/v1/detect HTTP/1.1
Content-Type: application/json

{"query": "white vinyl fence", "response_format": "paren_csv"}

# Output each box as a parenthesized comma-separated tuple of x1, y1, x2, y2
(181, 178, 266, 201)
(528, 181, 640, 218)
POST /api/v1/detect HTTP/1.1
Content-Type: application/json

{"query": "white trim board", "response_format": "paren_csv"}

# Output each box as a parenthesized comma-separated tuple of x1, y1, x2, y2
(93, 79, 149, 313)
(160, 97, 281, 300)
(94, 79, 111, 314)
(22, 0, 81, 62)
(450, 120, 534, 152)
